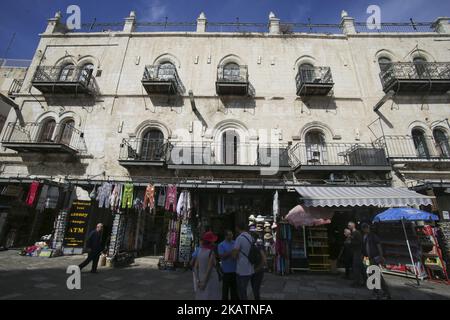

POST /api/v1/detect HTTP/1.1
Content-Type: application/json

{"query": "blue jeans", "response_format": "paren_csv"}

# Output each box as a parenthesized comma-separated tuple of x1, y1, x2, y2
(236, 275, 252, 300)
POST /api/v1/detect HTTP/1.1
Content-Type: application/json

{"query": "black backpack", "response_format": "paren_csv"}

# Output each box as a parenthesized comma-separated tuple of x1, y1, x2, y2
(241, 234, 262, 266)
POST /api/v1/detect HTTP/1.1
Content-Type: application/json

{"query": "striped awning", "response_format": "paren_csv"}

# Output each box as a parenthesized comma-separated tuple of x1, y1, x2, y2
(294, 186, 434, 208)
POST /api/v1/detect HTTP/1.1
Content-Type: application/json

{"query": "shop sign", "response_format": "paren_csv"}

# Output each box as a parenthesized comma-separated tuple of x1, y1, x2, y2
(443, 211, 450, 221)
(63, 200, 91, 253)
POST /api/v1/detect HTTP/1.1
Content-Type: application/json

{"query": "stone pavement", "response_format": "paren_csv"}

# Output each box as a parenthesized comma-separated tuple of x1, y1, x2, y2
(0, 250, 449, 300)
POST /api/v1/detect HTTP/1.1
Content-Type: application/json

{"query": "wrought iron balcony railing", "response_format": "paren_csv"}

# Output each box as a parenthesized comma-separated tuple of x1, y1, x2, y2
(216, 65, 249, 95)
(32, 66, 96, 95)
(119, 138, 169, 164)
(380, 62, 450, 94)
(167, 141, 290, 169)
(288, 142, 389, 170)
(295, 66, 334, 96)
(374, 135, 450, 160)
(2, 122, 85, 154)
(141, 64, 185, 95)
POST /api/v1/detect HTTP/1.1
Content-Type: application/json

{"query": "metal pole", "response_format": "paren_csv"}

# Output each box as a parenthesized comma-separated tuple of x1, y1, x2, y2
(401, 219, 420, 286)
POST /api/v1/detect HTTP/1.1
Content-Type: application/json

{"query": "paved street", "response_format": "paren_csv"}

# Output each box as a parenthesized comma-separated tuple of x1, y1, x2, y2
(0, 250, 449, 300)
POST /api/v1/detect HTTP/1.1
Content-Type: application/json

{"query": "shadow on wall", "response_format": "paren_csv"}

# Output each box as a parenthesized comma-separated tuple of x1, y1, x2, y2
(148, 95, 184, 109)
(43, 95, 97, 107)
(300, 95, 337, 111)
(218, 96, 256, 109)
(19, 154, 88, 176)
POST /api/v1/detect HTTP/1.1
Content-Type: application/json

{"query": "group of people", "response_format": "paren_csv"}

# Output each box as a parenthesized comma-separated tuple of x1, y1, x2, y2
(339, 221, 392, 299)
(191, 222, 267, 300)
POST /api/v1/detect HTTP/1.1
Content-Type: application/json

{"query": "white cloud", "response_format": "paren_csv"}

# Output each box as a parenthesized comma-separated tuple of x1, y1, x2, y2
(141, 0, 168, 21)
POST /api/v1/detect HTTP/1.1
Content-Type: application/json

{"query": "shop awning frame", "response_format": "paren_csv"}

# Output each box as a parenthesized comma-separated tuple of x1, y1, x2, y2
(294, 186, 434, 207)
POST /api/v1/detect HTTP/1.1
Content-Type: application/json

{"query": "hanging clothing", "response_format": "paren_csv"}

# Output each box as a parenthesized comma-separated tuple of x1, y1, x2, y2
(165, 185, 177, 212)
(45, 186, 60, 209)
(110, 184, 121, 211)
(157, 187, 166, 207)
(36, 185, 49, 212)
(89, 186, 97, 200)
(121, 183, 134, 209)
(134, 189, 145, 211)
(26, 181, 40, 207)
(143, 184, 156, 210)
(273, 191, 279, 221)
(177, 190, 192, 219)
(97, 182, 112, 208)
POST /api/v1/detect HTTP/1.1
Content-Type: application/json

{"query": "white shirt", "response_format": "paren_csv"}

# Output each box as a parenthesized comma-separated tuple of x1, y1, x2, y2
(234, 232, 255, 276)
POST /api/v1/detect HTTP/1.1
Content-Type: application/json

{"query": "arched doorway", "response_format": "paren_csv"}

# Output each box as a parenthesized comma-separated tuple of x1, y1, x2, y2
(222, 130, 239, 165)
(38, 119, 56, 142)
(412, 128, 430, 158)
(58, 119, 75, 145)
(141, 129, 164, 161)
(433, 128, 450, 158)
(305, 130, 327, 164)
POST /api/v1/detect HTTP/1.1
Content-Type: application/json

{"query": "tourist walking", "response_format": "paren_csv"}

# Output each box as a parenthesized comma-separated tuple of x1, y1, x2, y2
(347, 221, 364, 287)
(338, 228, 354, 279)
(78, 223, 105, 273)
(232, 222, 255, 300)
(194, 232, 221, 300)
(361, 223, 392, 299)
(218, 230, 238, 300)
(251, 238, 267, 300)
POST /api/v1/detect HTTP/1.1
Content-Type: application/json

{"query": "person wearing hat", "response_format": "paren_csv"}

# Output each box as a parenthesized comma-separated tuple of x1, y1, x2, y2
(218, 230, 238, 300)
(194, 231, 221, 300)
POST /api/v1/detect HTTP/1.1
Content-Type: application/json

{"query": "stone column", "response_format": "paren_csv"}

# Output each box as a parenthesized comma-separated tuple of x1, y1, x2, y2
(123, 11, 136, 33)
(269, 12, 280, 34)
(340, 10, 356, 35)
(197, 12, 207, 33)
(433, 17, 450, 34)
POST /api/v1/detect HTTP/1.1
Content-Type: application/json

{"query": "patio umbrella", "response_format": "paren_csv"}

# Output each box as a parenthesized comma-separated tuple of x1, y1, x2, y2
(286, 205, 332, 228)
(373, 207, 439, 285)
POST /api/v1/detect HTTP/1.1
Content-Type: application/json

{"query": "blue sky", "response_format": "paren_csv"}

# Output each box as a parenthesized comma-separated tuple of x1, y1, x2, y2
(0, 0, 449, 60)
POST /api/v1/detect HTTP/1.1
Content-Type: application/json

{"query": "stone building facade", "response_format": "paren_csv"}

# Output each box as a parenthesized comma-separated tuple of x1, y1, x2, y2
(0, 11, 449, 249)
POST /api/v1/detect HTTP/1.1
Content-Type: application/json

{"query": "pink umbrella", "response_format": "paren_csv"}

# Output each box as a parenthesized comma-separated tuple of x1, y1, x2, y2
(286, 205, 332, 228)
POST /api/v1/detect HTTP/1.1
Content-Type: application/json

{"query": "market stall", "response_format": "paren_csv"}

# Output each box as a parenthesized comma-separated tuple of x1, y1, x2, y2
(373, 207, 445, 285)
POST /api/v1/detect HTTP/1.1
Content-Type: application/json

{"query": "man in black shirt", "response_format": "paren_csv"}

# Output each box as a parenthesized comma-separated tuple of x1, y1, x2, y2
(348, 221, 364, 287)
(361, 223, 391, 299)
(79, 223, 104, 273)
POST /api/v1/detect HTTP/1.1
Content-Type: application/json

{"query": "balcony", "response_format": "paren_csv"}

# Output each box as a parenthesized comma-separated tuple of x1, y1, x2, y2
(296, 66, 334, 96)
(216, 65, 249, 96)
(32, 66, 96, 95)
(141, 65, 185, 95)
(374, 135, 450, 163)
(118, 138, 169, 167)
(1, 122, 84, 154)
(380, 62, 450, 94)
(288, 142, 390, 172)
(166, 141, 290, 171)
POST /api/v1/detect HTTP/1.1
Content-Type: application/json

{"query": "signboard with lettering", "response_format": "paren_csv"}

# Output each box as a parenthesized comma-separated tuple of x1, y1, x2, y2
(63, 200, 91, 253)
(178, 223, 193, 263)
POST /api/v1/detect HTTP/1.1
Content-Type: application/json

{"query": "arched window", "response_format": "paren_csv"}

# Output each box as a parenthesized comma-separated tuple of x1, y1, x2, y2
(305, 130, 327, 164)
(222, 130, 239, 165)
(141, 129, 164, 161)
(299, 63, 315, 83)
(78, 63, 94, 84)
(378, 57, 392, 73)
(412, 128, 430, 158)
(38, 119, 56, 143)
(59, 64, 75, 81)
(58, 119, 75, 145)
(223, 63, 240, 81)
(157, 62, 176, 80)
(413, 57, 427, 78)
(433, 128, 450, 158)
